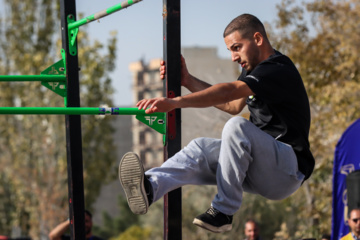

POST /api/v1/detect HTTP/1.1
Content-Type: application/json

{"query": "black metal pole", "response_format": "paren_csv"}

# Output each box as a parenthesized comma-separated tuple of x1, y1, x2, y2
(60, 1, 86, 239)
(162, 1, 182, 240)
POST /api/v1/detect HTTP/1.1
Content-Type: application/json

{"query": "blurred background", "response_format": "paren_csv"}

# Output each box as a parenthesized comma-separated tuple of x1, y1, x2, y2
(0, 0, 359, 239)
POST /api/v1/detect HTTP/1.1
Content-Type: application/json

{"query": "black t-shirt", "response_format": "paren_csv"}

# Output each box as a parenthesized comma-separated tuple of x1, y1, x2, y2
(239, 50, 314, 180)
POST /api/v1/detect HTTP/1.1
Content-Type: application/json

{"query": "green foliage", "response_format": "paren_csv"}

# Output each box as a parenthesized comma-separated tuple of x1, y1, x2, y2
(93, 193, 165, 239)
(110, 225, 151, 240)
(0, 1, 117, 238)
(268, 0, 360, 238)
(77, 26, 118, 209)
(92, 195, 140, 239)
(0, 174, 16, 235)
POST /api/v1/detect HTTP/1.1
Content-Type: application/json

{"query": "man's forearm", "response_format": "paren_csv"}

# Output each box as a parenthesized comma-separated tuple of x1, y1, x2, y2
(49, 220, 70, 240)
(184, 74, 213, 93)
(183, 76, 249, 115)
(177, 82, 240, 107)
(174, 80, 251, 115)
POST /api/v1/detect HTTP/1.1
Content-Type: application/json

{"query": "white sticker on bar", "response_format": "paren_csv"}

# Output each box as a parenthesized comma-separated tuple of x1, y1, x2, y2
(105, 108, 112, 115)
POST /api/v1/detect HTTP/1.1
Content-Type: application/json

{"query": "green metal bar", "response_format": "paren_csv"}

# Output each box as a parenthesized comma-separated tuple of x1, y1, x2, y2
(0, 75, 66, 82)
(0, 107, 166, 134)
(68, 0, 143, 30)
(0, 107, 150, 115)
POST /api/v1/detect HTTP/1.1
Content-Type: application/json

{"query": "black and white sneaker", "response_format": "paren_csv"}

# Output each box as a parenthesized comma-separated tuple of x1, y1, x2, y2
(119, 152, 149, 215)
(193, 206, 233, 233)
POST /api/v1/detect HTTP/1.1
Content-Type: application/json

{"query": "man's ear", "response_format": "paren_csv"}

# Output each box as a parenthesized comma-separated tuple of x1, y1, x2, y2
(254, 32, 263, 46)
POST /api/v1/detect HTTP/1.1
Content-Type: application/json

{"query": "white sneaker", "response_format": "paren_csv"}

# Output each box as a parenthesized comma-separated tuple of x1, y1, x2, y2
(119, 152, 149, 214)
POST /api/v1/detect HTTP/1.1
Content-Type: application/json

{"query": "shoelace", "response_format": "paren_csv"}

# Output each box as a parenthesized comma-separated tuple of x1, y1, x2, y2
(206, 207, 220, 217)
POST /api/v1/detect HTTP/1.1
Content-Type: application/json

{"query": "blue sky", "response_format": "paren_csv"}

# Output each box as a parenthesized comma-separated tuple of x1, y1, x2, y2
(76, 0, 292, 106)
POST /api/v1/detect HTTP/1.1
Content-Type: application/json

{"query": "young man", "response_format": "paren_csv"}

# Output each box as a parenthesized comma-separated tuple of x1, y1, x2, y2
(119, 13, 314, 233)
(341, 208, 360, 240)
(244, 219, 261, 240)
(49, 210, 103, 240)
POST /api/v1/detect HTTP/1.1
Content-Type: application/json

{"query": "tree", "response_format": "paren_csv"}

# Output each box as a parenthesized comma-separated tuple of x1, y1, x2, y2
(267, 0, 360, 238)
(110, 225, 151, 240)
(92, 196, 141, 239)
(0, 1, 117, 238)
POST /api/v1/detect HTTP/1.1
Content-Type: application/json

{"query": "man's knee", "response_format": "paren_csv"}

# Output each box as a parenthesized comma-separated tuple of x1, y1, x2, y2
(184, 137, 221, 162)
(223, 117, 250, 135)
(187, 137, 206, 148)
(187, 137, 220, 153)
(182, 137, 209, 158)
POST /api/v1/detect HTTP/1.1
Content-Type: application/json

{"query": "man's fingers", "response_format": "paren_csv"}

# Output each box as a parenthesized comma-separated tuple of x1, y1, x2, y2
(137, 99, 151, 110)
(160, 65, 166, 79)
(160, 60, 166, 80)
(145, 106, 158, 114)
(142, 100, 153, 110)
(137, 98, 161, 111)
(136, 97, 167, 113)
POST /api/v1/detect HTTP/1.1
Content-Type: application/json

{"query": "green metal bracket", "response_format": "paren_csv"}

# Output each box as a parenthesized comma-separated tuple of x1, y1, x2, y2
(136, 113, 166, 135)
(61, 49, 67, 71)
(67, 14, 78, 56)
(40, 59, 67, 97)
(61, 49, 68, 106)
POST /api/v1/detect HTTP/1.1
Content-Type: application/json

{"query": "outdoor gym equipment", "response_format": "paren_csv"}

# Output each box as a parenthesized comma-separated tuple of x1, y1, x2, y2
(0, 0, 181, 239)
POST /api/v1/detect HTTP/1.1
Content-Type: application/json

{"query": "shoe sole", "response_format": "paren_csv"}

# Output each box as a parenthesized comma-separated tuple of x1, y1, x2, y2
(192, 218, 232, 233)
(119, 152, 149, 215)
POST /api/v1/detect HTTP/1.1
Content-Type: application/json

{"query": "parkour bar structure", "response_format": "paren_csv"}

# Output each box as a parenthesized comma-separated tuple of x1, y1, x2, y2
(162, 1, 182, 239)
(0, 0, 182, 239)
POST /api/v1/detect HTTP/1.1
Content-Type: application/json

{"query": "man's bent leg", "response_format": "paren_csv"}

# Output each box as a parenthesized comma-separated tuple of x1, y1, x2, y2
(146, 137, 221, 203)
(212, 117, 304, 215)
(119, 137, 221, 215)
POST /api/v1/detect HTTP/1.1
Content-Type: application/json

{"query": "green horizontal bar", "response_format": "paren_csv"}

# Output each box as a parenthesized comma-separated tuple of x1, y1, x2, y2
(0, 107, 166, 134)
(0, 107, 157, 115)
(0, 75, 66, 82)
(68, 0, 142, 30)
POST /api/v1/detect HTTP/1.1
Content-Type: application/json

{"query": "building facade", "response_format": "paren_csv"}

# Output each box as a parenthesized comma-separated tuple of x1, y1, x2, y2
(129, 58, 164, 170)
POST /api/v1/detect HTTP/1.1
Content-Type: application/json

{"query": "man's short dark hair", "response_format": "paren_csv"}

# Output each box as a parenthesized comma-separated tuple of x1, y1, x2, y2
(85, 210, 92, 219)
(348, 208, 360, 218)
(321, 234, 331, 240)
(223, 13, 268, 40)
(244, 218, 259, 228)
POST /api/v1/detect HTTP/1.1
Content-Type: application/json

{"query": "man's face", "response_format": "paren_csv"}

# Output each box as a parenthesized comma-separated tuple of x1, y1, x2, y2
(224, 30, 261, 72)
(244, 222, 259, 240)
(348, 209, 360, 236)
(85, 214, 93, 235)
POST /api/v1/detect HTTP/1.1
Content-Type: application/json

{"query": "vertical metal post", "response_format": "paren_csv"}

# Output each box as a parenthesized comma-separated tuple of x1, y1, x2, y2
(60, 1, 86, 239)
(163, 0, 182, 239)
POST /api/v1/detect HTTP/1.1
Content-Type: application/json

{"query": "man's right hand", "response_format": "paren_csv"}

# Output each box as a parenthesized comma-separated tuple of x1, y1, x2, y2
(159, 55, 191, 88)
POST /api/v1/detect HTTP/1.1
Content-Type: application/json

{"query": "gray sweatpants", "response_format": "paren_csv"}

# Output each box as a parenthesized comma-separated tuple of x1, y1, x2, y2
(146, 116, 305, 215)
